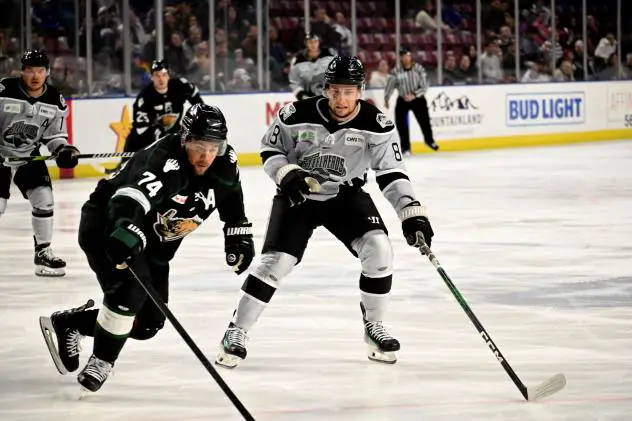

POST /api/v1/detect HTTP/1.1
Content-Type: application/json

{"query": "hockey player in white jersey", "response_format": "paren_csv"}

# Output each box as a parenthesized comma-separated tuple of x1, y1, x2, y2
(0, 49, 80, 276)
(216, 56, 434, 367)
(289, 32, 334, 100)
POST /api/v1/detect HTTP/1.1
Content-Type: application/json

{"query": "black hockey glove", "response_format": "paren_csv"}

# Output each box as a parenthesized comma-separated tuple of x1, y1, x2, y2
(277, 165, 320, 207)
(106, 220, 147, 266)
(54, 145, 80, 169)
(223, 221, 255, 275)
(400, 201, 434, 250)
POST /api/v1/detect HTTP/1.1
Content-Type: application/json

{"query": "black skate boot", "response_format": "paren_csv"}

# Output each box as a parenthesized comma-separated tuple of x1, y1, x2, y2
(77, 354, 113, 392)
(34, 243, 66, 277)
(215, 322, 248, 368)
(39, 300, 95, 374)
(360, 302, 400, 364)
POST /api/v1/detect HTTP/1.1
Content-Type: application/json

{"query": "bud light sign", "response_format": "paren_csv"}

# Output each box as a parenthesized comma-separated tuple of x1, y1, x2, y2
(506, 92, 585, 127)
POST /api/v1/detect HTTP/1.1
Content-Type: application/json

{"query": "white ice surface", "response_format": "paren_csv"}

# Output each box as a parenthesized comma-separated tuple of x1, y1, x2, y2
(1, 141, 631, 421)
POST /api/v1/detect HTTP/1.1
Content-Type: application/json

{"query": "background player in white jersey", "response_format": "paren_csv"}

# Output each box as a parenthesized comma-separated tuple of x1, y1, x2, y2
(216, 56, 434, 368)
(289, 32, 334, 100)
(0, 49, 79, 276)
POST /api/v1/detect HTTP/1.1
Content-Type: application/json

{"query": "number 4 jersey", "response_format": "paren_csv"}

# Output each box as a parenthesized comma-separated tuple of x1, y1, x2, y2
(0, 77, 68, 159)
(261, 96, 418, 213)
(86, 133, 247, 263)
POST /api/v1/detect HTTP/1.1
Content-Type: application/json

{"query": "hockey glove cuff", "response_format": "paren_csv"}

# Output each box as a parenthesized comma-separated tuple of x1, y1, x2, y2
(276, 164, 320, 207)
(107, 220, 147, 266)
(223, 221, 255, 275)
(399, 201, 434, 250)
(54, 145, 80, 169)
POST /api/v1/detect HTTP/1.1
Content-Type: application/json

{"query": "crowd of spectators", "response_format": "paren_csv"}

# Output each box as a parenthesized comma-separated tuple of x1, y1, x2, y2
(0, 0, 629, 97)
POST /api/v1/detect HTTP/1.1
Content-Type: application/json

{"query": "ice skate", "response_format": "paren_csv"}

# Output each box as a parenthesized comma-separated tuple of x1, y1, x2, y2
(39, 299, 95, 374)
(215, 323, 248, 368)
(361, 302, 400, 364)
(77, 354, 113, 393)
(34, 243, 66, 277)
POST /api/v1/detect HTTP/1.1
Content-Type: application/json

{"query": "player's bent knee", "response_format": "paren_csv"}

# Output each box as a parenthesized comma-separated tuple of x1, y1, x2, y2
(251, 251, 297, 286)
(353, 230, 393, 278)
(129, 321, 165, 340)
(27, 186, 54, 214)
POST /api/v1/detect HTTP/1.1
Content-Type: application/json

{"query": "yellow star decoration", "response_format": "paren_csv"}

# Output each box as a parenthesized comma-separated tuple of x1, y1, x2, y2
(109, 105, 132, 152)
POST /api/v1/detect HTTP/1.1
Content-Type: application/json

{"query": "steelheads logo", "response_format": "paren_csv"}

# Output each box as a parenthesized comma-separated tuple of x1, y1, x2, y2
(297, 152, 347, 183)
(153, 209, 203, 242)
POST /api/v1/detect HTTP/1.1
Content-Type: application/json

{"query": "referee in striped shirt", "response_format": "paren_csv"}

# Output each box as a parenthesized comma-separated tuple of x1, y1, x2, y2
(384, 49, 438, 153)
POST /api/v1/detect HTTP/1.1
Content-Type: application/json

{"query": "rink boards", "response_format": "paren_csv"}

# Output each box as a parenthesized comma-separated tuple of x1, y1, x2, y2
(50, 80, 632, 179)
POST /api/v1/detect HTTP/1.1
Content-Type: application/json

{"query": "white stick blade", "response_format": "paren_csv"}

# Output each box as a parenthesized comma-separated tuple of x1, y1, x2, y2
(527, 373, 566, 400)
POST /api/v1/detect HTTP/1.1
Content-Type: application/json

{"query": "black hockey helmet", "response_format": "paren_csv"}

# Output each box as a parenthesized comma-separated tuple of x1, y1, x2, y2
(151, 59, 169, 74)
(324, 56, 365, 87)
(305, 31, 320, 42)
(180, 104, 228, 154)
(21, 49, 50, 70)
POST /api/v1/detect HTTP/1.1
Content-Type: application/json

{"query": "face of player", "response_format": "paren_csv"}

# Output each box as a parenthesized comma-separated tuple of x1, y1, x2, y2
(22, 66, 48, 94)
(152, 70, 170, 93)
(185, 140, 220, 175)
(326, 84, 361, 121)
(305, 39, 319, 54)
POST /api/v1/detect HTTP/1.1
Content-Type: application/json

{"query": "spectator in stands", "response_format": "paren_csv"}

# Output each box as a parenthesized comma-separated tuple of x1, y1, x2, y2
(227, 68, 255, 92)
(48, 57, 74, 97)
(540, 32, 563, 66)
(479, 39, 503, 83)
(415, 2, 441, 32)
(164, 31, 191, 77)
(553, 60, 575, 82)
(225, 6, 248, 51)
(454, 54, 476, 83)
(521, 59, 551, 83)
(442, 55, 458, 85)
(183, 25, 203, 60)
(467, 44, 478, 66)
(311, 7, 340, 53)
(484, 0, 505, 33)
(187, 41, 211, 86)
(332, 12, 352, 56)
(441, 2, 462, 30)
(241, 25, 258, 61)
(594, 33, 617, 72)
(596, 53, 629, 80)
(368, 60, 390, 88)
(502, 43, 518, 81)
(520, 26, 540, 62)
(572, 40, 592, 80)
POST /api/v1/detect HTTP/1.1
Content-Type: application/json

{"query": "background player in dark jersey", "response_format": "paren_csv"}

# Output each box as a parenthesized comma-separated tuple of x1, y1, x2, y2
(39, 104, 255, 393)
(216, 56, 434, 368)
(121, 59, 204, 157)
(0, 49, 80, 276)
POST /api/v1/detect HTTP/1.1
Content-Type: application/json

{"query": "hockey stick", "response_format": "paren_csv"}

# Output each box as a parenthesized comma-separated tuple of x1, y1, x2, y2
(1, 152, 135, 164)
(418, 243, 566, 401)
(125, 264, 256, 421)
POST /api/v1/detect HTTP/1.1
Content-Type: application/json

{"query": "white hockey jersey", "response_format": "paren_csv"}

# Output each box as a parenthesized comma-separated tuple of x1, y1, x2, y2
(261, 96, 418, 213)
(288, 50, 334, 99)
(0, 77, 68, 159)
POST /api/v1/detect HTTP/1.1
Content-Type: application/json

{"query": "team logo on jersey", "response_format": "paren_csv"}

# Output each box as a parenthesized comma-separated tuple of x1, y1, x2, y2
(298, 152, 347, 183)
(163, 159, 180, 173)
(376, 113, 394, 128)
(38, 105, 56, 118)
(3, 120, 40, 148)
(171, 194, 188, 204)
(344, 133, 365, 147)
(280, 103, 296, 120)
(154, 209, 203, 242)
(3, 103, 20, 113)
(298, 130, 315, 142)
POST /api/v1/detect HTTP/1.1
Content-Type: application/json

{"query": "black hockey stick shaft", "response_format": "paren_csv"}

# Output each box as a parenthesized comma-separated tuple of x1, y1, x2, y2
(126, 265, 256, 420)
(2, 152, 135, 163)
(419, 244, 529, 400)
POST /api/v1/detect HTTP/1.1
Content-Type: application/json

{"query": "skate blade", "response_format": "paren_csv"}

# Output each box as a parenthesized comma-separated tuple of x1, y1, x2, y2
(35, 266, 66, 277)
(367, 345, 397, 364)
(39, 316, 69, 375)
(215, 351, 243, 369)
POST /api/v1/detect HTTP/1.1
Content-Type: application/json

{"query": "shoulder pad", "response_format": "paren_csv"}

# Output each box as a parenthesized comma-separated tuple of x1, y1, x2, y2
(277, 97, 320, 125)
(355, 100, 395, 133)
(42, 85, 68, 110)
(0, 77, 20, 96)
(292, 52, 309, 65)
